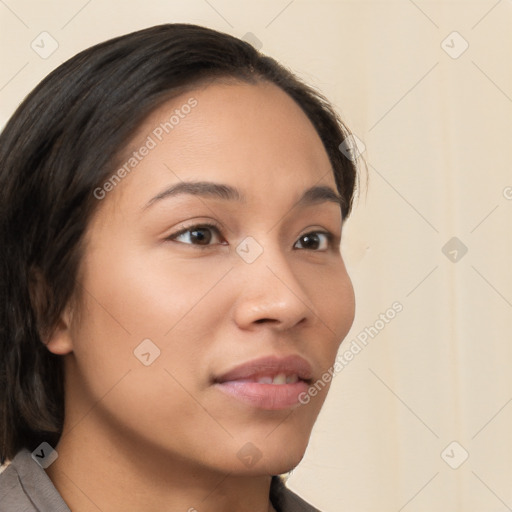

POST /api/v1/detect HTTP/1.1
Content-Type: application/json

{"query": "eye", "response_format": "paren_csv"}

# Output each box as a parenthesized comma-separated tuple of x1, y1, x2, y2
(294, 231, 334, 251)
(166, 223, 336, 251)
(166, 222, 225, 247)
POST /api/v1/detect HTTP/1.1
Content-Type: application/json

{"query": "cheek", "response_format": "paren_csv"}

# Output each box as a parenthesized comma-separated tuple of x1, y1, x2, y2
(310, 261, 355, 349)
(69, 248, 231, 398)
(66, 255, 225, 448)
(78, 244, 231, 339)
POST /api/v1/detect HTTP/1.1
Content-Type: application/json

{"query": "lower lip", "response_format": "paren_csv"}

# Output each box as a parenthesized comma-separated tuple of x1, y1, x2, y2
(214, 380, 310, 410)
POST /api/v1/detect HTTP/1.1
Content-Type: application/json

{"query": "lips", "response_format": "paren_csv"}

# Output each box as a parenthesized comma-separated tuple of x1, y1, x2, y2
(213, 355, 314, 410)
(214, 354, 313, 384)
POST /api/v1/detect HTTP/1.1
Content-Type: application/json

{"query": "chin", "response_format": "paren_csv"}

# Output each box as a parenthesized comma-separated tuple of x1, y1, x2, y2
(235, 436, 309, 477)
(268, 451, 306, 476)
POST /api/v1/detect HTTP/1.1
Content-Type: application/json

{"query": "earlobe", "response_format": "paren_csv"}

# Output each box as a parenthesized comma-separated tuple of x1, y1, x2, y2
(44, 307, 74, 355)
(29, 266, 74, 355)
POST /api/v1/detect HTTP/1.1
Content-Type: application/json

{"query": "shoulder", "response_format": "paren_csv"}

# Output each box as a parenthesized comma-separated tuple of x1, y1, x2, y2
(0, 448, 70, 512)
(270, 475, 323, 512)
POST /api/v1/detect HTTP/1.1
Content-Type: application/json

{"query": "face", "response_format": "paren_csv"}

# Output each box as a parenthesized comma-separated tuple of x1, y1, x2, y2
(50, 79, 355, 477)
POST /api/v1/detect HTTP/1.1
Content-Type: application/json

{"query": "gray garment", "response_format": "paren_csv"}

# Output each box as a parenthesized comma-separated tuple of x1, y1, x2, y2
(0, 449, 70, 512)
(0, 448, 321, 512)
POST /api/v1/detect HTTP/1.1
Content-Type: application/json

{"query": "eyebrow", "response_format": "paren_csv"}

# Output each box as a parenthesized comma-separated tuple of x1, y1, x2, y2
(143, 181, 345, 211)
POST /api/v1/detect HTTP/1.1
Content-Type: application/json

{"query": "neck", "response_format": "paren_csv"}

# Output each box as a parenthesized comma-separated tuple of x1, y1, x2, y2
(45, 421, 277, 512)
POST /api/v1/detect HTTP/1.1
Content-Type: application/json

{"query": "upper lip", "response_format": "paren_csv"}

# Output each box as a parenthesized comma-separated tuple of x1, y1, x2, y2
(214, 354, 314, 383)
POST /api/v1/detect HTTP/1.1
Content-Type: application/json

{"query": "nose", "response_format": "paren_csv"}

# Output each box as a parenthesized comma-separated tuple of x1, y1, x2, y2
(231, 240, 316, 332)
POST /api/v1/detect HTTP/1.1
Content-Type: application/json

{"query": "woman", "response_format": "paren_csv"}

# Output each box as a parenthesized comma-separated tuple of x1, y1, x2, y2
(0, 23, 359, 512)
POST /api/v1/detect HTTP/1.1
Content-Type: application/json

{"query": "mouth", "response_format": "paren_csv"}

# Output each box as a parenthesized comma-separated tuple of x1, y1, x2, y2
(212, 355, 314, 410)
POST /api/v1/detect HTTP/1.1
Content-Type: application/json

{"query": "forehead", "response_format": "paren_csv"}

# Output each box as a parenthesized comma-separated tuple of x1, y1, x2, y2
(98, 79, 336, 216)
(129, 79, 329, 165)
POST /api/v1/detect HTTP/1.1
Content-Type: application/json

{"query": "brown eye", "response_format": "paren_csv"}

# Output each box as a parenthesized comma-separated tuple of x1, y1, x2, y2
(294, 231, 332, 251)
(167, 223, 224, 246)
(167, 224, 334, 252)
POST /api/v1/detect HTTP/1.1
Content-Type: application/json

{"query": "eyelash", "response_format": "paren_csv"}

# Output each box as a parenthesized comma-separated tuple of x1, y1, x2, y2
(165, 222, 336, 251)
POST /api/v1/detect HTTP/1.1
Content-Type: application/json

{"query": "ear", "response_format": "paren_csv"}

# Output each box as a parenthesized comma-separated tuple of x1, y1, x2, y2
(28, 267, 74, 355)
(44, 304, 74, 355)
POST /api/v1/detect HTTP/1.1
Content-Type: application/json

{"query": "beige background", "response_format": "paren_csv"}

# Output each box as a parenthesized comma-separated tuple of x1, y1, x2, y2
(1, 1, 512, 511)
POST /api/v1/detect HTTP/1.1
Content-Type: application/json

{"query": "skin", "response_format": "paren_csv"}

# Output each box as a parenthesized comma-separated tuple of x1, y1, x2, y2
(44, 79, 355, 512)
